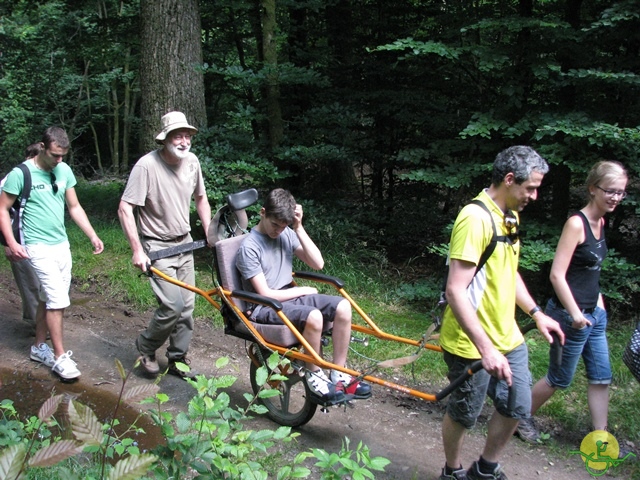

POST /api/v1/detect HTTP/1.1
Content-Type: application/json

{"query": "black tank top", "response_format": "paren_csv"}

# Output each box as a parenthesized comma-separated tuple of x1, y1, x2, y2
(553, 211, 607, 310)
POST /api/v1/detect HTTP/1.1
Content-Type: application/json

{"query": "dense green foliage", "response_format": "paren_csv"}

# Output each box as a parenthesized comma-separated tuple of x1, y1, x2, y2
(1, 1, 638, 311)
(0, 357, 389, 479)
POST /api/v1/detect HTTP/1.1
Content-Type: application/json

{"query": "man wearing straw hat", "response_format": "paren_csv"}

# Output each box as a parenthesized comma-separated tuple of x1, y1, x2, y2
(118, 111, 211, 380)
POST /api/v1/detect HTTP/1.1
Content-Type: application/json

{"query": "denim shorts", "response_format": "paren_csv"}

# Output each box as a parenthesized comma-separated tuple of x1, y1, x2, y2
(443, 342, 532, 429)
(545, 298, 611, 388)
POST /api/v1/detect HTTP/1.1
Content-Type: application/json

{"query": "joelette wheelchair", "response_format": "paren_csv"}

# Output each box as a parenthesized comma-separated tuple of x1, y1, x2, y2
(145, 189, 553, 427)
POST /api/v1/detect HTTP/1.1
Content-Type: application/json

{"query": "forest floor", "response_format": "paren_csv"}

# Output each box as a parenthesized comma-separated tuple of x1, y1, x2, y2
(0, 267, 635, 479)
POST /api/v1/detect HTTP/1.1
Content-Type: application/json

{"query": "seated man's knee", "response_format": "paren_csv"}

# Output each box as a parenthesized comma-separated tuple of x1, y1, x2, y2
(335, 299, 352, 322)
(306, 310, 323, 330)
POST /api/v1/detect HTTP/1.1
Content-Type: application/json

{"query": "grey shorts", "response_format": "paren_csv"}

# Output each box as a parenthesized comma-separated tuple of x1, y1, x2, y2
(252, 294, 342, 330)
(443, 342, 532, 429)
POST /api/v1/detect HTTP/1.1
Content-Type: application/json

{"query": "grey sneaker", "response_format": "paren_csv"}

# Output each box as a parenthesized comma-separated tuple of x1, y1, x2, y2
(618, 444, 637, 460)
(439, 466, 468, 479)
(514, 417, 541, 444)
(30, 343, 55, 367)
(466, 461, 508, 480)
(52, 351, 81, 380)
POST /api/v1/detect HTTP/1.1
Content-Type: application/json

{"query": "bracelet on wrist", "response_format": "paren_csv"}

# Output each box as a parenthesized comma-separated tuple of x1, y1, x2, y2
(528, 305, 542, 317)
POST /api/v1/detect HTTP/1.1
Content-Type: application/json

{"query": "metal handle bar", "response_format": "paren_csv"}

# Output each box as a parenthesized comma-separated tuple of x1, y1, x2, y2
(435, 360, 483, 401)
(521, 321, 563, 366)
(146, 239, 207, 262)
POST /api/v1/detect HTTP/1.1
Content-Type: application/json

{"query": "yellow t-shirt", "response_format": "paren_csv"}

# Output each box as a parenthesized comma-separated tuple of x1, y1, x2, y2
(439, 190, 524, 358)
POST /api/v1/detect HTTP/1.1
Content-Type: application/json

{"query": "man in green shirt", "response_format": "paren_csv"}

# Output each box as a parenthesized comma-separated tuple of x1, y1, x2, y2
(0, 127, 104, 381)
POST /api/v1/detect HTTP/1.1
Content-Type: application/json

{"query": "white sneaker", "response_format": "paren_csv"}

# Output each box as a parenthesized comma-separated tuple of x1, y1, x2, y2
(330, 369, 353, 385)
(330, 369, 372, 399)
(305, 369, 345, 403)
(30, 343, 55, 367)
(52, 351, 81, 380)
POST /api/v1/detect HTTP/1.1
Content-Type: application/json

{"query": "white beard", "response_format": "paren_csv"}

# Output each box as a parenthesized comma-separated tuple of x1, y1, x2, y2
(166, 142, 191, 160)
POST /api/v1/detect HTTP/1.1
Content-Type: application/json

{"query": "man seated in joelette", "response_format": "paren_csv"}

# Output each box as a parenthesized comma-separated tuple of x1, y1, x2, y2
(236, 188, 371, 403)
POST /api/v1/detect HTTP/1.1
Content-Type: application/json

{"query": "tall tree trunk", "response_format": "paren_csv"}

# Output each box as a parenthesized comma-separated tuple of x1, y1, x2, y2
(261, 0, 283, 149)
(139, 0, 206, 154)
(551, 0, 584, 224)
(321, 0, 358, 192)
(111, 79, 121, 172)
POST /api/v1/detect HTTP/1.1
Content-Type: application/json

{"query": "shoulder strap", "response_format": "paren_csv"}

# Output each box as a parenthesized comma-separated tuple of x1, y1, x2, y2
(14, 163, 31, 244)
(16, 163, 32, 207)
(439, 199, 500, 305)
(469, 199, 497, 274)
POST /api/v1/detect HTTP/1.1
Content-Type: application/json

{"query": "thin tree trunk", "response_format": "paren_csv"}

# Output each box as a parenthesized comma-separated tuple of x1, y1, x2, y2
(111, 80, 121, 173)
(83, 60, 104, 174)
(261, 0, 283, 149)
(122, 47, 133, 172)
(552, 0, 584, 223)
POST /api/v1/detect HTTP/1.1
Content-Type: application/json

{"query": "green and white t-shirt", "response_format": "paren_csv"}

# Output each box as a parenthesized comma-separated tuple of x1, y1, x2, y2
(2, 161, 76, 246)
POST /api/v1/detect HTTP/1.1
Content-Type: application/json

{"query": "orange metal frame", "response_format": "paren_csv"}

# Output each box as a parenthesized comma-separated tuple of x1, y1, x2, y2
(149, 265, 445, 402)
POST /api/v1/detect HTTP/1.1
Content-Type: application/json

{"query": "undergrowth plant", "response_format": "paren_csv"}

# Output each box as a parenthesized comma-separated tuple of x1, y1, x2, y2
(0, 359, 158, 480)
(145, 353, 390, 480)
(0, 354, 389, 480)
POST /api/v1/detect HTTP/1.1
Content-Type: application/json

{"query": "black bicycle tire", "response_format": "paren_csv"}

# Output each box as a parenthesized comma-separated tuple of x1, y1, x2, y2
(248, 344, 317, 427)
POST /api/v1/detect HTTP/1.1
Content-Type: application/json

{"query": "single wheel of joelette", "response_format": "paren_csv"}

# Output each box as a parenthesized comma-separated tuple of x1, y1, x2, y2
(248, 343, 318, 427)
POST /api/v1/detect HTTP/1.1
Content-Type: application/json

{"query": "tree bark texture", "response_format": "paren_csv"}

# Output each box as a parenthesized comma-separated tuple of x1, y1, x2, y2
(139, 0, 206, 154)
(261, 0, 284, 149)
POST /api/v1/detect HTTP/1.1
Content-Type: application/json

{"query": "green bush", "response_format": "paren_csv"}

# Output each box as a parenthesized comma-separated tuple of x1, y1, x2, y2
(0, 356, 390, 480)
(146, 354, 390, 480)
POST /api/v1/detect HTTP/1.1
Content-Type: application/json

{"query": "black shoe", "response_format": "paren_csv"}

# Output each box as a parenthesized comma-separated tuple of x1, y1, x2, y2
(439, 465, 468, 479)
(167, 356, 197, 380)
(466, 461, 508, 480)
(305, 369, 346, 404)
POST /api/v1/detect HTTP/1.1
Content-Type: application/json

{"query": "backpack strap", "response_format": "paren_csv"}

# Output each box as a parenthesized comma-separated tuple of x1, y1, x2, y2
(468, 199, 497, 274)
(438, 199, 509, 306)
(15, 163, 32, 205)
(13, 163, 32, 244)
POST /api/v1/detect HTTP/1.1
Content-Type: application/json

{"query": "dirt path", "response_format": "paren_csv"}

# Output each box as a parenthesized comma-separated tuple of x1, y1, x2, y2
(0, 268, 630, 479)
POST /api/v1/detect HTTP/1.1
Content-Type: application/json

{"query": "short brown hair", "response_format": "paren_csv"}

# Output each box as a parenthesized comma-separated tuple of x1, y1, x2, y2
(41, 126, 70, 150)
(263, 188, 296, 224)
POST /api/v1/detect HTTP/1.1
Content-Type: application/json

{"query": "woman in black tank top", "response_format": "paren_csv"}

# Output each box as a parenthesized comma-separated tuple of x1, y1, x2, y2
(517, 161, 628, 443)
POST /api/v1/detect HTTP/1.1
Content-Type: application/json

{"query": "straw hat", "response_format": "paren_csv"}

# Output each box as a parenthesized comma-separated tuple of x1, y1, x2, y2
(155, 111, 198, 144)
